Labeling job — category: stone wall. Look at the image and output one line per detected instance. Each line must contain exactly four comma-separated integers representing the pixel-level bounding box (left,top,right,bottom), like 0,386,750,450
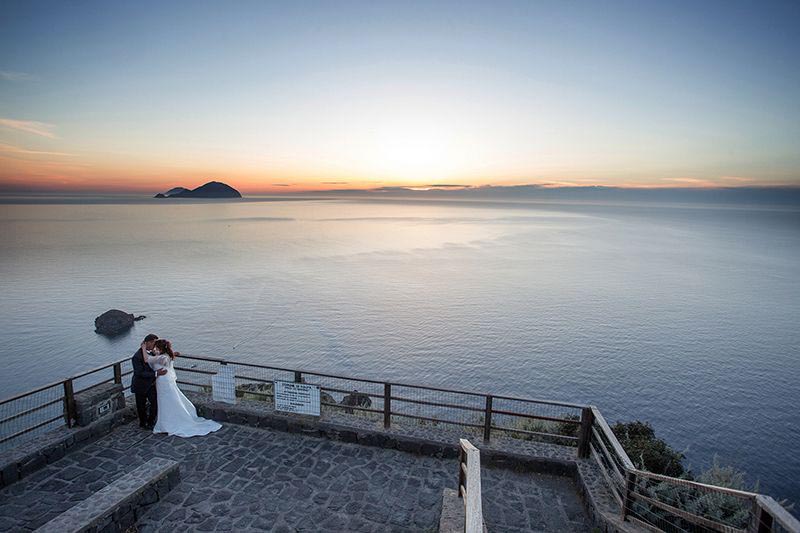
74,382,125,427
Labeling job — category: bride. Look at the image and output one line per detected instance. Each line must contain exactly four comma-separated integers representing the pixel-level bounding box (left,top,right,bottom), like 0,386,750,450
143,339,221,437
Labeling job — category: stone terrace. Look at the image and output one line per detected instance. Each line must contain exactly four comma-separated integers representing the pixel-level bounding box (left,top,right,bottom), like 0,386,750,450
0,419,592,532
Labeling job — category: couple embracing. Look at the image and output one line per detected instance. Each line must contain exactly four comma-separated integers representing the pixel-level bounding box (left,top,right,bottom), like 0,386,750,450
131,334,221,437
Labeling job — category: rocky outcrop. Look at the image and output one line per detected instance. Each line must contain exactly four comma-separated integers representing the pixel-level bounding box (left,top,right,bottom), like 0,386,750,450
94,310,136,336
341,391,372,414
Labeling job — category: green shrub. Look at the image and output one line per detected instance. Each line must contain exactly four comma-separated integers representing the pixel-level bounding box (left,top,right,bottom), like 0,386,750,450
611,420,684,477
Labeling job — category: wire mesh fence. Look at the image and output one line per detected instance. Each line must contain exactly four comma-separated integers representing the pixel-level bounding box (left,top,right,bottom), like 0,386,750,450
628,471,756,533
0,382,65,452
491,395,583,446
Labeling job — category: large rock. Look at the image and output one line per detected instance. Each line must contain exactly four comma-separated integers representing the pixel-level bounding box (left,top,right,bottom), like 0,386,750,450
94,309,135,336
340,390,372,414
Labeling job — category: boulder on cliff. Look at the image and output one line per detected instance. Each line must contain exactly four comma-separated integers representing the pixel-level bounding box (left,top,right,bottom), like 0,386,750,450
341,390,372,413
94,309,136,336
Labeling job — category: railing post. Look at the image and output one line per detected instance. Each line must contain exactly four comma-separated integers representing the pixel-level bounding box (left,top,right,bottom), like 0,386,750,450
63,379,75,428
483,395,492,444
457,442,466,498
294,371,302,383
577,406,594,458
621,470,637,521
755,502,774,533
383,383,391,429
113,362,122,384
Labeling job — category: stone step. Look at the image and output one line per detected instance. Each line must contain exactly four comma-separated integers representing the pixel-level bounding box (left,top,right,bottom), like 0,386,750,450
34,457,179,533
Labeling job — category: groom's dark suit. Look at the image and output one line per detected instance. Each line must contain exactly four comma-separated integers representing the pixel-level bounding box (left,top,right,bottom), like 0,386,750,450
131,348,157,427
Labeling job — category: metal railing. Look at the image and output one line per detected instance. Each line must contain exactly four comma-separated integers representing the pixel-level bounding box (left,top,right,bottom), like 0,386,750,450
0,358,133,451
172,354,590,449
0,353,797,533
458,439,485,533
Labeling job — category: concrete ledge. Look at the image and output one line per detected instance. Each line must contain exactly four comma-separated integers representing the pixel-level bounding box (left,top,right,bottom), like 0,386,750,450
34,456,179,533
0,406,136,488
438,487,465,533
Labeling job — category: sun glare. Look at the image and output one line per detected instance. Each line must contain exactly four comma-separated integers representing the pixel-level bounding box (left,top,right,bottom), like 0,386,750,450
364,117,457,183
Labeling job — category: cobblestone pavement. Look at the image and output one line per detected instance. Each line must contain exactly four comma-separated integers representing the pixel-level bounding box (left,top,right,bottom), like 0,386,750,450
0,421,591,532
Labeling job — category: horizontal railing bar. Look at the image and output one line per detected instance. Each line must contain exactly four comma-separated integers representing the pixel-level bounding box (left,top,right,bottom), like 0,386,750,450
390,411,484,429
631,490,748,533
390,382,488,398
177,354,226,363
0,415,64,445
0,357,128,406
184,356,387,384
0,397,63,426
233,374,272,385
590,427,627,484
176,380,210,388
0,380,66,406
316,386,384,399
634,469,756,499
71,358,128,380
590,445,624,505
321,401,383,415
491,393,587,409
237,389,273,398
756,495,800,531
491,409,581,425
174,366,217,375
389,395,485,413
591,407,635,470
627,515,671,533
74,378,115,396
491,424,579,441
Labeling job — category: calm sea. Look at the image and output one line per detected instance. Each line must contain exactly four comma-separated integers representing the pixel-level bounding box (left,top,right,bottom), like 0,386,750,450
0,197,798,501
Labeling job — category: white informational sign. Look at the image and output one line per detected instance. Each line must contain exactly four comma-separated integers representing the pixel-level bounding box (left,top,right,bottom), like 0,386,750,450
212,364,237,404
97,399,111,416
274,381,321,416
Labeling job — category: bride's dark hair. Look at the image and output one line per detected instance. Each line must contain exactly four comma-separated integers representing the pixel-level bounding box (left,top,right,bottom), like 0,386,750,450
154,339,175,359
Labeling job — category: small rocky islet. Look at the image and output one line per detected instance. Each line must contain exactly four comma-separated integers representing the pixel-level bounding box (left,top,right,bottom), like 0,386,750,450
154,181,241,199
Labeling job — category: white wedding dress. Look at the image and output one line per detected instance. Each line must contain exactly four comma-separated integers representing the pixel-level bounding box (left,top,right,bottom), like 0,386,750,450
148,354,221,437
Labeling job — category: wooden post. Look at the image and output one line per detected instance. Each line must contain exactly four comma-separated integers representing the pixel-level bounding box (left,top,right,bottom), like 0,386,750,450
294,371,302,383
383,383,391,429
483,395,493,444
113,362,122,384
577,406,594,458
621,470,637,521
63,379,75,428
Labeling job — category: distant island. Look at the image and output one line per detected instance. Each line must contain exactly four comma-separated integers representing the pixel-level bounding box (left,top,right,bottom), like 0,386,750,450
154,181,242,199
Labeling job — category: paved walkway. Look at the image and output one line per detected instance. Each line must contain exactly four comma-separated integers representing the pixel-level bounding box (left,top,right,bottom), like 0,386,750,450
0,421,591,532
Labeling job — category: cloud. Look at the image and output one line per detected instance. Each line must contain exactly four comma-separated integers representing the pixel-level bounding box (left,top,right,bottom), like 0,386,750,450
0,118,57,138
322,181,349,185
271,183,292,186
0,143,73,157
426,184,470,188
0,70,34,81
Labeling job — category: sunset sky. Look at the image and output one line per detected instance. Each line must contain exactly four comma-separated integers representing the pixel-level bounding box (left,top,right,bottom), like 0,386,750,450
1,1,799,194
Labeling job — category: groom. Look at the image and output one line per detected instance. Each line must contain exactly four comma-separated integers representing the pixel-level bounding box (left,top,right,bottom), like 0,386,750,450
131,333,167,429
